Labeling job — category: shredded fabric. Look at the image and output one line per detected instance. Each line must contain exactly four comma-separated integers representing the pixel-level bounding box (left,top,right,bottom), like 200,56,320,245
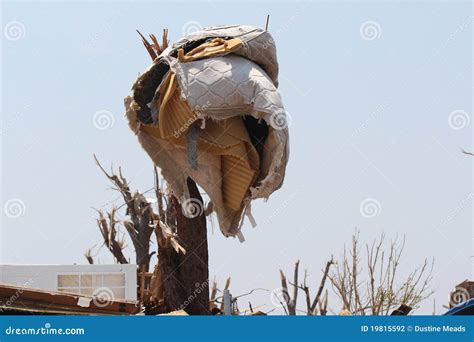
245,203,257,228
186,123,200,170
126,25,289,237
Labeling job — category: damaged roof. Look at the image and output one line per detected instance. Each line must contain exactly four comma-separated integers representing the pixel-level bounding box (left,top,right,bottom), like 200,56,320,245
0,284,139,315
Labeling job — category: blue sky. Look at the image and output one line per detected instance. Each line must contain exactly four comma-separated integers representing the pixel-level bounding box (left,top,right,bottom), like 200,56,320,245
1,0,472,314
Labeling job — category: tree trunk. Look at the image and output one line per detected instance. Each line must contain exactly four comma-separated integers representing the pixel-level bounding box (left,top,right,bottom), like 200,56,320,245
158,178,210,315
134,205,154,272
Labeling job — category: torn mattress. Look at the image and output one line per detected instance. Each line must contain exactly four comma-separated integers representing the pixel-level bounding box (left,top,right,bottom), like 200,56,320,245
124,25,289,237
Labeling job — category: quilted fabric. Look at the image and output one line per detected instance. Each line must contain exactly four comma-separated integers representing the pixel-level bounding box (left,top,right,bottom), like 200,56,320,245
171,25,279,85
172,55,285,120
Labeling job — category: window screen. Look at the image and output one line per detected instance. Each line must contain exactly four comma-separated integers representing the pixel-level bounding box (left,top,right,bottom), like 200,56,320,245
57,273,126,299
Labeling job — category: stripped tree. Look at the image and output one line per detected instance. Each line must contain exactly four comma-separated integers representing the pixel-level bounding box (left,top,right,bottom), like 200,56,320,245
278,258,334,315
89,155,156,272
87,154,209,314
328,231,434,315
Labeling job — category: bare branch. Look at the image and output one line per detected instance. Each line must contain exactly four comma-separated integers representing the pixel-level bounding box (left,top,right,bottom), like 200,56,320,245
329,232,434,315
95,208,128,264
84,246,96,265
310,256,334,314
279,269,293,315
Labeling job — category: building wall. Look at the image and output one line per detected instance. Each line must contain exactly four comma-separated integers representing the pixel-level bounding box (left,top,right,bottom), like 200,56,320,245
0,264,137,301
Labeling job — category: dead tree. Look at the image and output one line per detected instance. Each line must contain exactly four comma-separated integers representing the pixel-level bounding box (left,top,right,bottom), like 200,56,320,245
95,208,128,265
92,155,155,271
329,231,434,315
88,156,210,314
279,260,299,315
278,258,334,315
299,258,334,315
87,29,213,314
134,31,210,315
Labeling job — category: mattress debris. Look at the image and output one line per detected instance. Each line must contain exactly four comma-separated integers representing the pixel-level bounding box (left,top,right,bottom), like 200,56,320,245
125,25,290,237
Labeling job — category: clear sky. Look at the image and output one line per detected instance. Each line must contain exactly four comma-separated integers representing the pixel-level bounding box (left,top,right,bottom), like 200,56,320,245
1,0,472,314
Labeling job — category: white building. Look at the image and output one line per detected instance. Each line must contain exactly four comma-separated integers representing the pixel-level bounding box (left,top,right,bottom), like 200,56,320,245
0,264,137,301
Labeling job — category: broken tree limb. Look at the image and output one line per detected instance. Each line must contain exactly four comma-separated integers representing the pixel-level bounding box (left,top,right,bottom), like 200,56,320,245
95,208,128,264
285,258,334,315
279,260,299,315
93,154,155,271
310,257,334,314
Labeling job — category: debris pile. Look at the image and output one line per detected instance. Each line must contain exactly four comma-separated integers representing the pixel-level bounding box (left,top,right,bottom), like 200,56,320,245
125,25,289,238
